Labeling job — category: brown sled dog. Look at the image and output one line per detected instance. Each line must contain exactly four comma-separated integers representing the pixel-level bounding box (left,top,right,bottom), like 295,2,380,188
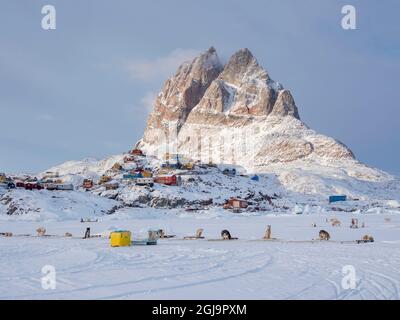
319,230,330,241
183,228,204,240
362,235,374,242
36,227,46,237
330,219,341,227
356,235,375,244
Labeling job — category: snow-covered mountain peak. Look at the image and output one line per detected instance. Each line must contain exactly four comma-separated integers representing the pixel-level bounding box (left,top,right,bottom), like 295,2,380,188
141,47,350,167
219,48,269,84
196,46,223,70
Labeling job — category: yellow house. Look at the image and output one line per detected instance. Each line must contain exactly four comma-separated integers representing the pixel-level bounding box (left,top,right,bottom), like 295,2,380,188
110,231,132,247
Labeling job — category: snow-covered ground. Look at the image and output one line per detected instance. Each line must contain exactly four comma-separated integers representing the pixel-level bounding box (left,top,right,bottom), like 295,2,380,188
1,209,399,300
1,150,399,300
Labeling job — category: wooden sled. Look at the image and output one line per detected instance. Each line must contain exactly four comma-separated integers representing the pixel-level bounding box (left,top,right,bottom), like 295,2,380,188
0,232,13,237
132,230,158,246
183,236,205,240
159,235,176,239
131,239,157,246
248,238,279,242
356,239,374,244
247,226,279,242
156,229,176,239
183,228,205,240
12,234,75,239
282,240,337,244
7,232,99,240
207,238,239,242
80,218,98,223
250,239,373,245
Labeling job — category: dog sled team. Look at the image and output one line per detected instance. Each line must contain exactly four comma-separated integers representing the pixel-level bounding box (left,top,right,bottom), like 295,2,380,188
0,217,379,245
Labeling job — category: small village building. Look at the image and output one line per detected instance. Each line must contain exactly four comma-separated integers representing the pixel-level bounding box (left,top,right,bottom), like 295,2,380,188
224,198,248,210
154,175,181,186
99,175,111,184
123,156,135,163
223,168,237,176
55,184,74,191
105,182,119,190
0,173,7,182
130,149,143,156
83,179,94,189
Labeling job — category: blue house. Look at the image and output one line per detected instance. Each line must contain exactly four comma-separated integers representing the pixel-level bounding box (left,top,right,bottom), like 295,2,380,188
329,195,347,203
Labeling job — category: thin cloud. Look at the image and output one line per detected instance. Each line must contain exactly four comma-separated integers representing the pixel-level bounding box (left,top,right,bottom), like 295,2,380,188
123,91,158,118
36,114,55,121
125,48,199,81
140,91,158,113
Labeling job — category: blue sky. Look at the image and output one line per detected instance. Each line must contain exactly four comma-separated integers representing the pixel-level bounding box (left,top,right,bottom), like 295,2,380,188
0,0,399,175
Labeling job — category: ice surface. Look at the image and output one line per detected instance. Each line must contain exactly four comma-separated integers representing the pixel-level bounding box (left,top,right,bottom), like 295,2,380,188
0,210,399,300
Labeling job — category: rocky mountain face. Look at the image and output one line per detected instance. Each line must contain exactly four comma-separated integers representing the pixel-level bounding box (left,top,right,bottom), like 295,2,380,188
140,47,354,172
188,48,299,120
142,47,223,145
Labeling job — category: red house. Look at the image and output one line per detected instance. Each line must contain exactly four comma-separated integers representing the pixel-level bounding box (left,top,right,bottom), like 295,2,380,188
124,156,135,163
130,149,143,156
154,175,181,186
16,181,25,188
25,183,43,190
83,179,93,189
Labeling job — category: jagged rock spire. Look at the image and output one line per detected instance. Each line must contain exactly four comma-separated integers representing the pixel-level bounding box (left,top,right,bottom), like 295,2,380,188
142,48,223,145
140,47,354,168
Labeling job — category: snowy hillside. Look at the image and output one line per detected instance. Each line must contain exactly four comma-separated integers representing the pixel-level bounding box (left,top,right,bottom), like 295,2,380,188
0,188,119,221
2,153,399,223
43,155,126,180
